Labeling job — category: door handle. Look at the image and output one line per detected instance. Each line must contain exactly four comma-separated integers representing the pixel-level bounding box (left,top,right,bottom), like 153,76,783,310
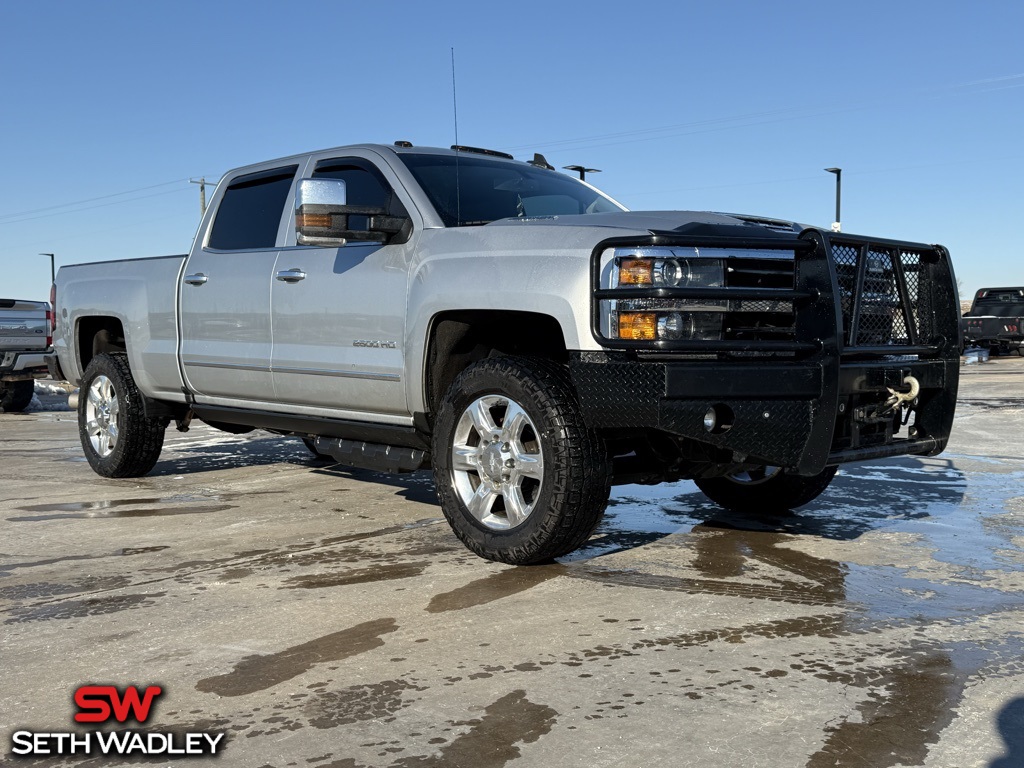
276,268,307,283
184,273,208,286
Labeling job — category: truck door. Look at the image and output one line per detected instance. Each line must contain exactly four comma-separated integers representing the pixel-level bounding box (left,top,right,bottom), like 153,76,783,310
270,155,410,416
179,165,297,401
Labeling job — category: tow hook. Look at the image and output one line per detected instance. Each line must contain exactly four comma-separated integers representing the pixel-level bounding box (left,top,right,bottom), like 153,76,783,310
853,375,921,424
879,375,920,416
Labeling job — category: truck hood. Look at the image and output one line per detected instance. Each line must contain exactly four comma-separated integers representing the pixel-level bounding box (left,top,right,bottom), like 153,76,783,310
485,210,808,239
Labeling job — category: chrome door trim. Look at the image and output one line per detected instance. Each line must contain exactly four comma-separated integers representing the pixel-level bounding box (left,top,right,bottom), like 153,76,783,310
183,360,399,381
274,365,400,381
183,361,270,373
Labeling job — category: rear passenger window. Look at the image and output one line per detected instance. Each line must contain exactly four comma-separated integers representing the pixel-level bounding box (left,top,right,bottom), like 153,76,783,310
207,165,298,250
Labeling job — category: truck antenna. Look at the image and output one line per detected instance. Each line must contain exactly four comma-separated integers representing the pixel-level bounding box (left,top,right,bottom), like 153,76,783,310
451,47,461,226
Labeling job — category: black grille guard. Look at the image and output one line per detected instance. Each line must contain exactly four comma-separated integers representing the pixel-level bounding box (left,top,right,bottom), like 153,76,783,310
587,227,962,474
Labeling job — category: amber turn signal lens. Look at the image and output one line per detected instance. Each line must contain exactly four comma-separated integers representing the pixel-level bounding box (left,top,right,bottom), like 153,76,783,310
618,259,653,285
618,312,657,340
296,213,333,228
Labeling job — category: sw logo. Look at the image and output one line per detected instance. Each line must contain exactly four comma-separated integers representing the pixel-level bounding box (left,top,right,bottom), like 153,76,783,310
74,684,163,723
10,684,225,758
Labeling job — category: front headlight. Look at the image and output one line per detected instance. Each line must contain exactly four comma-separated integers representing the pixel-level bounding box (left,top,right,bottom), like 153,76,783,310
606,247,725,341
617,254,724,289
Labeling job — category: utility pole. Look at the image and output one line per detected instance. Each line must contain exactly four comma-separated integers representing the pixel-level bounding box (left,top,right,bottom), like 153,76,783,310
824,167,842,232
189,177,208,218
563,165,601,181
39,253,55,285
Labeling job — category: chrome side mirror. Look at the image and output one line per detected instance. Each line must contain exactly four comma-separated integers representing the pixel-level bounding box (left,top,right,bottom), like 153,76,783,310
295,178,410,247
295,178,350,247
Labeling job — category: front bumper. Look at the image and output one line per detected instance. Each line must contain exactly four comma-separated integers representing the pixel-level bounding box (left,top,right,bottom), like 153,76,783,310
573,227,961,475
570,353,955,475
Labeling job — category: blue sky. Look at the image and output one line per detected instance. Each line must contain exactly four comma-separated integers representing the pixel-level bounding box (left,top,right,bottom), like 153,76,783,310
1,1,1021,301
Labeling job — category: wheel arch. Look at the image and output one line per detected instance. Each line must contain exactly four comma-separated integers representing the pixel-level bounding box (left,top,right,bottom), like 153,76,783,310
76,315,128,374
422,309,569,421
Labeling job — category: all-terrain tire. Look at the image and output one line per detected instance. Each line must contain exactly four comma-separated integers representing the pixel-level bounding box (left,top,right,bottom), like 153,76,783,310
78,353,168,477
432,356,611,565
0,380,35,413
695,466,838,513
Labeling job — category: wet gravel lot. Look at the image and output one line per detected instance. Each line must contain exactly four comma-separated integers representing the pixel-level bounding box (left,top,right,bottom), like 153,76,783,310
2,359,1023,767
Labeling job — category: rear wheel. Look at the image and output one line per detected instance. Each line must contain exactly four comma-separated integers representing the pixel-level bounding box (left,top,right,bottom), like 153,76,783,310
432,356,611,564
78,353,168,477
695,465,838,513
0,380,34,412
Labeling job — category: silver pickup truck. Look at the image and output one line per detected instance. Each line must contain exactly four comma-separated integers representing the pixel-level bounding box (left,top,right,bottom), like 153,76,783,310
51,142,961,563
1,298,51,412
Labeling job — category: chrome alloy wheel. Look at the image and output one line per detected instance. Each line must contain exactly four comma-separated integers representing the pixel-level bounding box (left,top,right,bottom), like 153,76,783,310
450,394,544,530
727,466,782,485
85,374,120,457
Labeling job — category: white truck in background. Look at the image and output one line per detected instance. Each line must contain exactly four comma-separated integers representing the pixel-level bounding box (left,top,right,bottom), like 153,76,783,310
0,298,51,412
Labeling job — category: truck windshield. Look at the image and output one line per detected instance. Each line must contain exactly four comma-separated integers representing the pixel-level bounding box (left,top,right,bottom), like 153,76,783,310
398,153,626,227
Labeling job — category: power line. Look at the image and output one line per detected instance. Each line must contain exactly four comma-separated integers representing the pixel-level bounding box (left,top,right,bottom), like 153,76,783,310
0,179,190,222
0,186,193,226
501,72,1024,155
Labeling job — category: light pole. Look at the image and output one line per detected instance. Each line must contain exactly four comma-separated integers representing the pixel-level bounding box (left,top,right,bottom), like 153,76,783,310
39,253,55,285
824,168,841,232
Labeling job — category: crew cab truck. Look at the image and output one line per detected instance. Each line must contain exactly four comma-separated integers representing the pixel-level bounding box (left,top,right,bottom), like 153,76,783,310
1,298,51,412
961,287,1024,356
50,143,961,564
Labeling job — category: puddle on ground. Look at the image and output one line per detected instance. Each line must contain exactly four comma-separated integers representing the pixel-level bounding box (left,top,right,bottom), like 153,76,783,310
3,592,165,624
0,576,131,601
304,679,427,729
9,491,294,520
426,564,565,613
119,545,171,556
195,618,398,697
8,504,235,521
388,690,557,768
283,563,427,590
556,454,1024,621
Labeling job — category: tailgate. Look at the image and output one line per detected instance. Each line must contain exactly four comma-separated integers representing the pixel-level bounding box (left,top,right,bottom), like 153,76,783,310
0,299,49,351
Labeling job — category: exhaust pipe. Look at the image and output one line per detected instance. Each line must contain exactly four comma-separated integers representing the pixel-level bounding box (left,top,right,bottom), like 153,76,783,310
68,393,79,409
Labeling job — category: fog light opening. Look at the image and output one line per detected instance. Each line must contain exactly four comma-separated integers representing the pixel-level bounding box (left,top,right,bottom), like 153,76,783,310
703,404,734,435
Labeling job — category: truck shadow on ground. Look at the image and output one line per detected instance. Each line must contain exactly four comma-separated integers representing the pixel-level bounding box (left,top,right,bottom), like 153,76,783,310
990,697,1024,768
311,464,438,505
147,437,333,476
575,456,968,560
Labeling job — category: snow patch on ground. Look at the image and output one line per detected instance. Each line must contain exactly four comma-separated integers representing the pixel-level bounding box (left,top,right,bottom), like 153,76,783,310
28,380,75,412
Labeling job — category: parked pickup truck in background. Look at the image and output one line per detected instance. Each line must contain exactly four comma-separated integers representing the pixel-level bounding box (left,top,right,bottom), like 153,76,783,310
49,142,961,564
0,298,51,412
961,286,1024,356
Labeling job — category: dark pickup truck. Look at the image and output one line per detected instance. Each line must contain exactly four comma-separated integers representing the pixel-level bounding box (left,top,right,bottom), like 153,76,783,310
961,287,1024,356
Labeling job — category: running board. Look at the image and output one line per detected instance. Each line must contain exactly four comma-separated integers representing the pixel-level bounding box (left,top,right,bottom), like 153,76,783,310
314,436,428,474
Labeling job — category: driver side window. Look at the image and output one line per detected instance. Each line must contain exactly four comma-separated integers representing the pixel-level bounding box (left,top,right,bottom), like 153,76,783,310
312,158,404,215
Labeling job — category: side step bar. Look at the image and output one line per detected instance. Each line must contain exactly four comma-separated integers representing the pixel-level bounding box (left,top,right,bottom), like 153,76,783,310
313,437,428,474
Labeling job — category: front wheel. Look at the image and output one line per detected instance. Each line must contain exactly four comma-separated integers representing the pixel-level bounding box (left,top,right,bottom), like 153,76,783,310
695,465,838,513
432,356,611,565
78,353,168,477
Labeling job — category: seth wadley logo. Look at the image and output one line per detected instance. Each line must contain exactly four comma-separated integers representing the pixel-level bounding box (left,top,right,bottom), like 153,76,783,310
10,685,225,758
